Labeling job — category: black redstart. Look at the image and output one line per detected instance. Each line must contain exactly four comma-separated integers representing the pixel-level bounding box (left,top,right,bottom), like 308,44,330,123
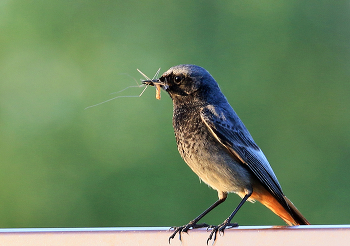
142,64,310,243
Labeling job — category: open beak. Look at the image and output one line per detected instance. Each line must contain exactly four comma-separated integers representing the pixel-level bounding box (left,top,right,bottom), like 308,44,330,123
142,79,167,100
142,79,161,86
142,79,168,91
137,68,167,100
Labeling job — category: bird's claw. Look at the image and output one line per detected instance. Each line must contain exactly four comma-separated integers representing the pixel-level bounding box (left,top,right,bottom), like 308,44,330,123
169,222,209,243
206,221,238,244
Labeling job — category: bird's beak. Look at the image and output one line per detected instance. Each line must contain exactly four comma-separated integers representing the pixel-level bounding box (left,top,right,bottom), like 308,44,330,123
142,79,168,100
142,79,160,86
142,79,168,90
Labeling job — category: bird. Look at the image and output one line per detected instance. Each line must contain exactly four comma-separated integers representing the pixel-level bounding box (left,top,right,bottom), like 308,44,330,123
142,64,310,243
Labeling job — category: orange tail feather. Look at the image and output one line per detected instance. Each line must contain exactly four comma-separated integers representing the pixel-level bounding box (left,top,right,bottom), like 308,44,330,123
251,188,310,225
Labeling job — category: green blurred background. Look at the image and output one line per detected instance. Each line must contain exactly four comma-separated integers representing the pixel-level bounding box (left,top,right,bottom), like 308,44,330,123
0,0,349,228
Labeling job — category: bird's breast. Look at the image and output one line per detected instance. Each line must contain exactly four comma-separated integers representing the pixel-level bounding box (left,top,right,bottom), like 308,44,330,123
173,107,253,194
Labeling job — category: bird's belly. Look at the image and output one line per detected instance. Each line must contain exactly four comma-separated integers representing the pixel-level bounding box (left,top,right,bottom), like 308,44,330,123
181,142,253,194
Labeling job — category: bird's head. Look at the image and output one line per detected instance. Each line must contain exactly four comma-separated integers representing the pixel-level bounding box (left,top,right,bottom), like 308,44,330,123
143,64,226,106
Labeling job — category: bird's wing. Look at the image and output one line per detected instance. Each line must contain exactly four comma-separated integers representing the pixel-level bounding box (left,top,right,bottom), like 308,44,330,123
200,105,287,207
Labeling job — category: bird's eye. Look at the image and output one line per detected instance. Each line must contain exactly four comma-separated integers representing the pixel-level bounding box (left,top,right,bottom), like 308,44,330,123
174,76,182,84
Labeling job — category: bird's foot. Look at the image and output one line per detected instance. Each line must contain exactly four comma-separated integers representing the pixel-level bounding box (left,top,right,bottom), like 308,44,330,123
169,221,209,243
206,220,238,244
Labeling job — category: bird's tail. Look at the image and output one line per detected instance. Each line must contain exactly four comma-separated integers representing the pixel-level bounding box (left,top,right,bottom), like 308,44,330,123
283,196,310,225
251,190,310,226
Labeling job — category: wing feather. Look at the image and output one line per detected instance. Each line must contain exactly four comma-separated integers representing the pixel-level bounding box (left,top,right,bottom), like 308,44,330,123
200,105,288,208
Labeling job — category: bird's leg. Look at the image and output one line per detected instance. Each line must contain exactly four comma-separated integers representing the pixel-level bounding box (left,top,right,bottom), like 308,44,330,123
169,196,227,243
207,192,252,244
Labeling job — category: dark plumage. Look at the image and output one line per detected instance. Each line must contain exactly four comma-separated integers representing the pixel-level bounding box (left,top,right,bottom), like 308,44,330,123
143,64,309,243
